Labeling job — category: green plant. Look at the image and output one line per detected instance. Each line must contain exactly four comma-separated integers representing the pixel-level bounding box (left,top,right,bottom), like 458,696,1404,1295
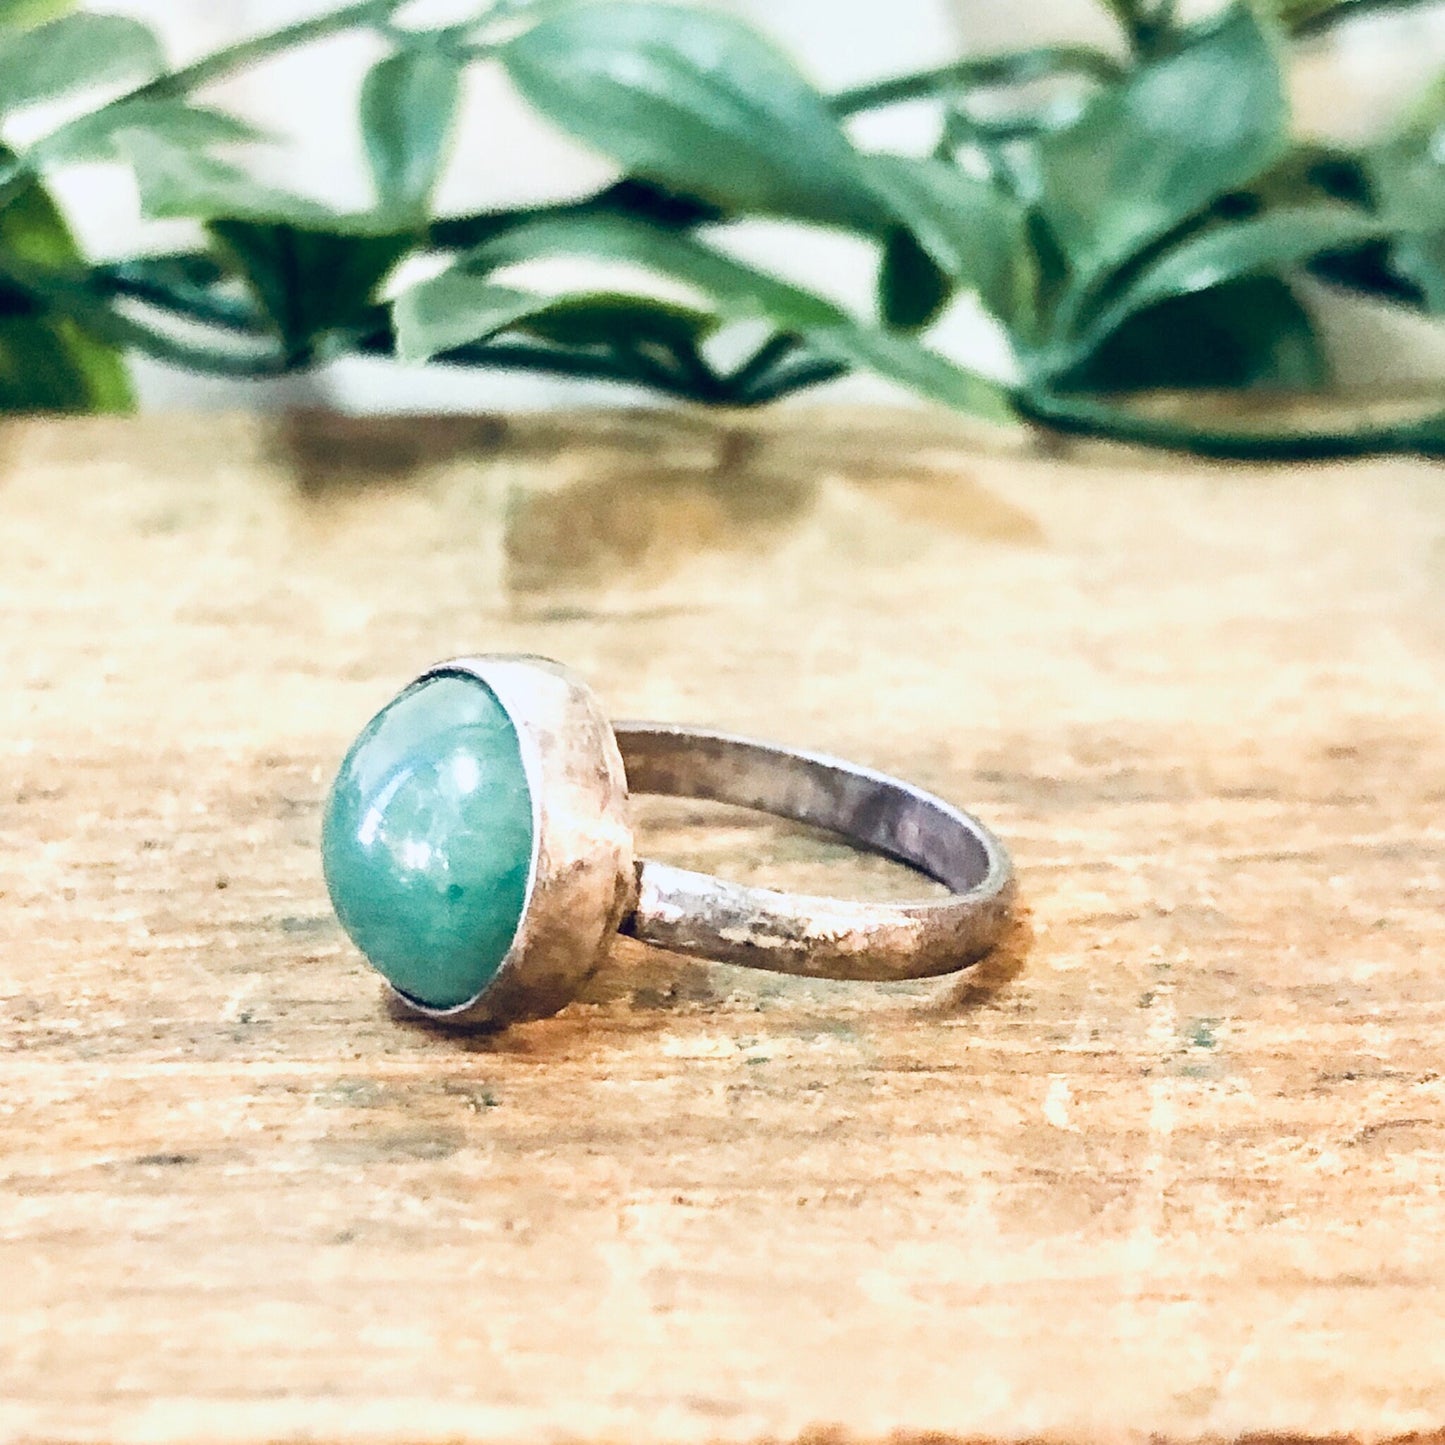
1,0,1442,457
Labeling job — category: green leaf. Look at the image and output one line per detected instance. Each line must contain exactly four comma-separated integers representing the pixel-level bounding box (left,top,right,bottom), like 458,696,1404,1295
30,98,261,170
1246,142,1371,211
456,214,1014,420
395,273,716,361
502,1,884,231
120,133,339,227
517,293,716,351
395,276,582,360
879,230,952,332
0,169,72,268
361,46,463,219
117,120,417,359
0,177,132,410
211,222,410,359
1037,3,1288,280
427,178,724,253
1081,205,1390,351
1363,80,1445,312
1370,141,1445,234
865,155,1036,335
1056,276,1327,393
0,13,162,116
0,0,74,34
120,128,411,239
1394,233,1445,314
0,316,105,411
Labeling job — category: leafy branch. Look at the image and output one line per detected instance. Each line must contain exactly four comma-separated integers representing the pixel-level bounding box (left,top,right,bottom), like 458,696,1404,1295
0,0,1440,457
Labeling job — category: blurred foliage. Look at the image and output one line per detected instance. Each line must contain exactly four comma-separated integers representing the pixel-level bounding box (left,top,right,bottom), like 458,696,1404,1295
0,0,1442,455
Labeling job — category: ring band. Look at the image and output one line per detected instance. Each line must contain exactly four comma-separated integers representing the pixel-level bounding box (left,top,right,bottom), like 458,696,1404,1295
321,655,1015,1028
616,724,1013,981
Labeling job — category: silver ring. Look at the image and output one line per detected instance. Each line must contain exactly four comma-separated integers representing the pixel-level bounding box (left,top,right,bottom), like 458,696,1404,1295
321,654,1016,1028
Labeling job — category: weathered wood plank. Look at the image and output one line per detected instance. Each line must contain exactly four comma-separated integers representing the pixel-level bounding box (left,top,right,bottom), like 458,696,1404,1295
1,411,1443,1443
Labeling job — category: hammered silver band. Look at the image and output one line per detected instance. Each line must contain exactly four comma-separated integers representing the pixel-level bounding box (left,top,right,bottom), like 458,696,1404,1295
617,724,1015,981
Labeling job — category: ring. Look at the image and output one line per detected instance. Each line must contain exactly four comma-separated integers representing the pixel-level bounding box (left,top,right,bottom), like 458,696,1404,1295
321,655,1016,1027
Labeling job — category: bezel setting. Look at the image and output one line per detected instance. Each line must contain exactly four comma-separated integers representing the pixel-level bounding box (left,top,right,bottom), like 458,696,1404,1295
383,655,636,1027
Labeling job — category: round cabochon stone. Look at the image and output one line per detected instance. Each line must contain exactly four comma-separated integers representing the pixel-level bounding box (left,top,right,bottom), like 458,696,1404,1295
322,673,535,1010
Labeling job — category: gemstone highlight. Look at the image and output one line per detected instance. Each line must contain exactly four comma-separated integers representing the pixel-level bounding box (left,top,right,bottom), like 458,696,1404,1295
321,673,534,1010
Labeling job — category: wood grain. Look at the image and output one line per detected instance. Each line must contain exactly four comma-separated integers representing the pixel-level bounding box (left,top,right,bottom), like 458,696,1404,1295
2,409,1444,1444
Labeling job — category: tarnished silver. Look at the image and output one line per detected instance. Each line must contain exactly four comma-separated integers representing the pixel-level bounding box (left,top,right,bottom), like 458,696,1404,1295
383,655,1014,1028
618,724,1014,981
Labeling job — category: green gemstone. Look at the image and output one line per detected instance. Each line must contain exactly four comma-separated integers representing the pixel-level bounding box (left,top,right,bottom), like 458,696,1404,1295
321,674,535,1010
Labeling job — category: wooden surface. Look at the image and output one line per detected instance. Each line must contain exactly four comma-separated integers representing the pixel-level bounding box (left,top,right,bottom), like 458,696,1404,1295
3,409,1445,1445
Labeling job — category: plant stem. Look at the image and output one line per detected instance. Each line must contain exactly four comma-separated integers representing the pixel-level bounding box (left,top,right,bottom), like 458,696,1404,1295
442,339,710,399
735,356,850,406
428,181,720,253
726,334,801,398
1095,0,1178,56
125,0,405,103
830,46,1124,118
1288,0,1444,37
460,0,594,54
101,313,292,378
352,326,715,400
1,256,289,378
1096,0,1145,51
0,5,405,212
648,339,727,402
617,339,717,399
95,266,265,336
0,4,404,209
1020,388,1445,460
